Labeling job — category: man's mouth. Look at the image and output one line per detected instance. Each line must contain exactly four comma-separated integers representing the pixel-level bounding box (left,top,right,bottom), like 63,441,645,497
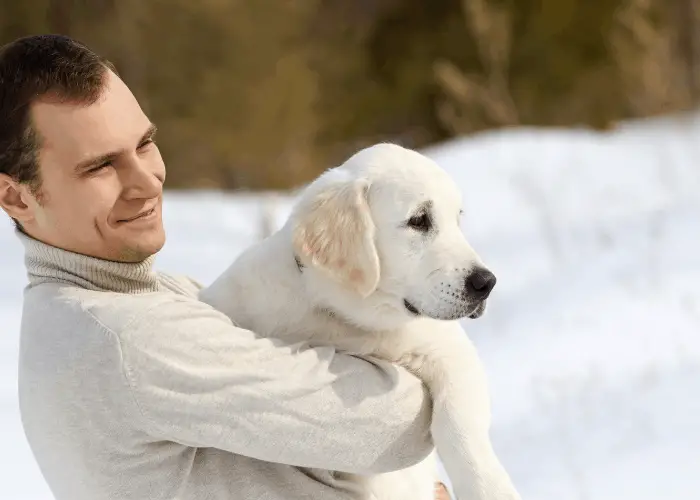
118,208,155,223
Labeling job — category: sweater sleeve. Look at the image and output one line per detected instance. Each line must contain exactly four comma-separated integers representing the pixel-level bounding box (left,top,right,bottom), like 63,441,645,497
117,296,434,475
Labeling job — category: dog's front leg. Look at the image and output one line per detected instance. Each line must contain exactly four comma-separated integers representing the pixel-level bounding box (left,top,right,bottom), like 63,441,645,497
395,322,521,500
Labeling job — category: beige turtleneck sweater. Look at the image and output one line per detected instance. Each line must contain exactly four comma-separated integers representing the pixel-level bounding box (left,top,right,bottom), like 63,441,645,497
15,229,433,500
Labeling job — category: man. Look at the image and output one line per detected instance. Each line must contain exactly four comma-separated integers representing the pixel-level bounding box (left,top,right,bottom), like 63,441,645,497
0,34,450,499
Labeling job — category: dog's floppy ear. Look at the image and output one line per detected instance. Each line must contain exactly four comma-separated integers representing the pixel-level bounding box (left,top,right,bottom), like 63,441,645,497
292,177,380,298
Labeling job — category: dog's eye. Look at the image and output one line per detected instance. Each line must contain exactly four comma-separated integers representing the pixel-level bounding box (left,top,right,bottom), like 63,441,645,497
407,212,431,232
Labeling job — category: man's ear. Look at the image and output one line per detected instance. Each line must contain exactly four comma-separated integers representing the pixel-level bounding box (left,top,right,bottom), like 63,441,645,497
291,177,380,298
0,174,34,224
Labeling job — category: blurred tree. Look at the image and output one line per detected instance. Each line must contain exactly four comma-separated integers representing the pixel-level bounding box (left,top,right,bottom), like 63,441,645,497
47,0,73,34
609,0,688,116
1,0,322,190
434,0,519,135
674,0,700,105
0,0,697,189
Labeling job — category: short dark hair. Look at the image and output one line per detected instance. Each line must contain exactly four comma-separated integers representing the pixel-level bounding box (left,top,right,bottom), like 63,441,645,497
0,34,116,229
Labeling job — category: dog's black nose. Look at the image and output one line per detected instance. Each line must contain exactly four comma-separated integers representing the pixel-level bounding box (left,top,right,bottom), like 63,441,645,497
465,268,497,300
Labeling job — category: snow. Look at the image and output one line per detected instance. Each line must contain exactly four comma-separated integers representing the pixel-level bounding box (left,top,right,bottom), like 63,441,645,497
2,113,700,499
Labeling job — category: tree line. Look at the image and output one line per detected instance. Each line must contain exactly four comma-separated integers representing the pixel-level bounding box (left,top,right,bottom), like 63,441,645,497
2,0,698,190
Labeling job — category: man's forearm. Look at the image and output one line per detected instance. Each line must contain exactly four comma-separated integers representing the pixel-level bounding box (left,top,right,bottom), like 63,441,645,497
120,298,434,474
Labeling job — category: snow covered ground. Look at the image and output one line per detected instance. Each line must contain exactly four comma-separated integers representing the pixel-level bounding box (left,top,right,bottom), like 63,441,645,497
2,113,700,499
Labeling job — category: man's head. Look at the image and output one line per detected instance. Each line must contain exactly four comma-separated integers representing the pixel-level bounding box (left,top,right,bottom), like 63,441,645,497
0,34,166,263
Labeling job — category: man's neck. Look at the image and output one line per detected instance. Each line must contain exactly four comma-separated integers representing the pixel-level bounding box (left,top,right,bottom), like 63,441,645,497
16,228,161,294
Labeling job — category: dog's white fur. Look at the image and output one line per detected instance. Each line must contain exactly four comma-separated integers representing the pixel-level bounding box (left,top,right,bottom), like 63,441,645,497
201,143,521,500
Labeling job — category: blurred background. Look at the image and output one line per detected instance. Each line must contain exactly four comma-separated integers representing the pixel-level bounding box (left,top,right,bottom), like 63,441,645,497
3,0,700,189
2,1,700,499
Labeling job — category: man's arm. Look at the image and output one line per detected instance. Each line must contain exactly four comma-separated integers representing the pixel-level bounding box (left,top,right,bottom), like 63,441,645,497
118,297,434,475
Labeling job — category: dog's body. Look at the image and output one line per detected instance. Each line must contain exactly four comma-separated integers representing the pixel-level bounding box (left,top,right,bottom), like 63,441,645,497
200,144,521,500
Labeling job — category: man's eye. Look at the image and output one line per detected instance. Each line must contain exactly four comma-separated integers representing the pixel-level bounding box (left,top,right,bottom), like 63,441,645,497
407,212,431,232
88,162,111,173
138,139,154,149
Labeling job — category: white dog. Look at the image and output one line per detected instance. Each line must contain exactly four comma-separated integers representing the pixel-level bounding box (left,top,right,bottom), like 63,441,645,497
200,143,521,500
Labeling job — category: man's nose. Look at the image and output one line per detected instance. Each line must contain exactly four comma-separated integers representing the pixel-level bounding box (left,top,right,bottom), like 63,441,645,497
121,158,164,199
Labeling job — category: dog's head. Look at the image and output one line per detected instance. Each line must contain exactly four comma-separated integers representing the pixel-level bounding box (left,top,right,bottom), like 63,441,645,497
291,143,495,324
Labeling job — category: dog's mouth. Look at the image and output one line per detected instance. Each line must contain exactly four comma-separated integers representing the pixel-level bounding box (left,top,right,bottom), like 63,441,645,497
403,298,486,319
467,301,486,319
403,299,420,316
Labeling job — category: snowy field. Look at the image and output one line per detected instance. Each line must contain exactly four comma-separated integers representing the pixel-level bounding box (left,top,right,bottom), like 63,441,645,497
2,113,700,499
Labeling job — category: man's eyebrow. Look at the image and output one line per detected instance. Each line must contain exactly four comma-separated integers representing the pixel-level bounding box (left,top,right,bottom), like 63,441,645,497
74,123,158,172
74,151,118,173
141,123,158,143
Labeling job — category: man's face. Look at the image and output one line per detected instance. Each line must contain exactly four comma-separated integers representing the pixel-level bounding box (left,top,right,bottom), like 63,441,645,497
23,70,166,262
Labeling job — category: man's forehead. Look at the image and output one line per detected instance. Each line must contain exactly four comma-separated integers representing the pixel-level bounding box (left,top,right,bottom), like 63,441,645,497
31,84,149,160
32,99,106,148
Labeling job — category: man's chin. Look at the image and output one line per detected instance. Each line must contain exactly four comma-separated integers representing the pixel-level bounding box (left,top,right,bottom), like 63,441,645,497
116,248,157,263
118,234,165,263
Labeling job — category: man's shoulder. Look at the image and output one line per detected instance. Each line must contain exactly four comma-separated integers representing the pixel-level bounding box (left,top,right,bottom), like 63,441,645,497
156,271,204,298
22,281,215,341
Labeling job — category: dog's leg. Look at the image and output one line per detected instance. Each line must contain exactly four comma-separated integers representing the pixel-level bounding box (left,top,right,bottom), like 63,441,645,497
394,323,521,500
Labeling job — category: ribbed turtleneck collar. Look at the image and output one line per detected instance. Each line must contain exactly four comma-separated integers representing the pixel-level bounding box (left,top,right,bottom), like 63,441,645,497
16,229,161,294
